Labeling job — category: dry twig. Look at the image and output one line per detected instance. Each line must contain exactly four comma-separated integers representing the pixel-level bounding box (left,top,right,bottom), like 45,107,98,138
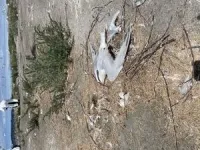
182,24,194,64
125,17,174,79
160,69,179,150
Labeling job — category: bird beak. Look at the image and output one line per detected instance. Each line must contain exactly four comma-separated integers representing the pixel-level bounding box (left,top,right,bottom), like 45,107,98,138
98,70,106,84
95,70,106,84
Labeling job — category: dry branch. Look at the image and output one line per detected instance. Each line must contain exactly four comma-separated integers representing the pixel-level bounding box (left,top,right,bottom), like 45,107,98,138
160,69,179,150
125,17,174,79
182,24,194,64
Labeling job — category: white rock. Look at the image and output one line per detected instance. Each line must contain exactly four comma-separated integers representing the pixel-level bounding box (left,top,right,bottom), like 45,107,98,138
40,109,43,115
105,142,113,149
133,0,146,7
118,92,130,108
179,76,192,95
119,92,125,99
66,114,71,121
28,112,31,119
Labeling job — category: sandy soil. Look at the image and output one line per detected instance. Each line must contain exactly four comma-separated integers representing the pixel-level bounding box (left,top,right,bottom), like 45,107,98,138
15,0,200,149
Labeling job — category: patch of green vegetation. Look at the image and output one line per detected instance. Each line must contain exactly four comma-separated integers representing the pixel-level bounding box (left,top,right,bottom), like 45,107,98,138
25,14,73,119
27,112,39,134
7,0,19,98
22,99,39,118
22,76,35,96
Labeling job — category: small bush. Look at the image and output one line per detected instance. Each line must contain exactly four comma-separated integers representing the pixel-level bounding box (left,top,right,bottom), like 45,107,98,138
26,14,73,118
27,112,39,134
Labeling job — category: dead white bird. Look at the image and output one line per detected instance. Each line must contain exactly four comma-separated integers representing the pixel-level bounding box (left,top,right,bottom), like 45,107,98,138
91,25,132,84
0,99,19,112
107,10,121,42
118,92,130,108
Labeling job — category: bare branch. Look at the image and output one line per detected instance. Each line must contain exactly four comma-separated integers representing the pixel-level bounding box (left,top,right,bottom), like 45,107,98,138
182,24,195,64
159,69,179,150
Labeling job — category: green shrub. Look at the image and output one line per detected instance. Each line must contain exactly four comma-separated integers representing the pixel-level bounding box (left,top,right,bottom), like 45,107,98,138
26,14,73,118
27,112,39,134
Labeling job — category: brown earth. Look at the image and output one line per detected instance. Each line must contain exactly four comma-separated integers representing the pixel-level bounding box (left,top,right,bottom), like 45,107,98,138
15,0,200,149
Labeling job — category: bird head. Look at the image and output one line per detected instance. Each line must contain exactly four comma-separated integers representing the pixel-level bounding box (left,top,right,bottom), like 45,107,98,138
99,29,108,51
95,69,106,84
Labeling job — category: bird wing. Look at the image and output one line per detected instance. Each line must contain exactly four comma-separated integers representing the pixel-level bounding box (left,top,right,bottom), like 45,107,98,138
114,25,132,69
104,25,132,81
110,10,120,29
107,11,121,42
102,52,122,81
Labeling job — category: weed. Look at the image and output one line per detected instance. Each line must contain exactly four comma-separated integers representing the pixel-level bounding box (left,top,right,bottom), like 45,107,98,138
27,112,39,134
26,14,73,118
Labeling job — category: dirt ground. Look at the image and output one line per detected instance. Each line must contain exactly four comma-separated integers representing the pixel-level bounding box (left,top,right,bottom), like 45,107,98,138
15,0,200,149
